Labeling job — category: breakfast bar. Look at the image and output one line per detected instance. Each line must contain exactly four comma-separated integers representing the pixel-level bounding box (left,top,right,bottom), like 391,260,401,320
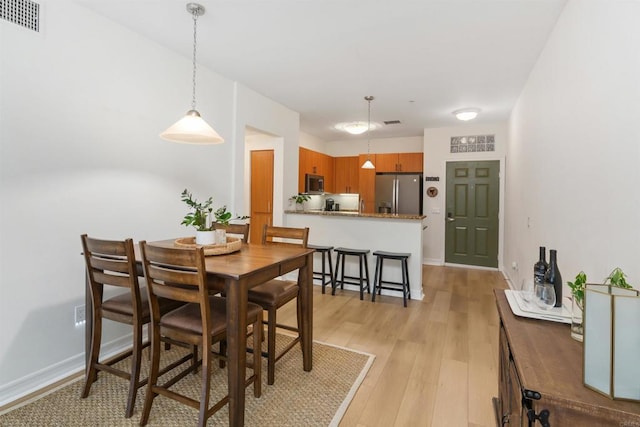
284,210,426,301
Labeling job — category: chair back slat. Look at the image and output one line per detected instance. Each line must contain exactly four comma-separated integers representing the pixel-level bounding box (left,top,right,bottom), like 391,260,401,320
213,222,250,243
141,242,208,306
262,225,309,248
89,256,132,275
81,234,141,300
92,271,132,288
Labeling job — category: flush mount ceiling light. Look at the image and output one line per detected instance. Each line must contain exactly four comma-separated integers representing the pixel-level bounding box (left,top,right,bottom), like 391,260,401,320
361,96,375,169
335,121,380,135
453,108,481,121
160,3,223,144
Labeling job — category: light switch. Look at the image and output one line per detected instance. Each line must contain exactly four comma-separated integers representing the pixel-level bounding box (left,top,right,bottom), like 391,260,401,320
431,208,441,214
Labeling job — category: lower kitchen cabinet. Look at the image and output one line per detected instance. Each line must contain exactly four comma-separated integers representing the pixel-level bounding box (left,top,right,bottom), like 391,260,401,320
494,290,640,426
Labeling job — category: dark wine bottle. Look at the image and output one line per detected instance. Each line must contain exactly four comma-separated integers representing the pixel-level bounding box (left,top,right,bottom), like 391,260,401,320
544,249,562,307
533,246,548,285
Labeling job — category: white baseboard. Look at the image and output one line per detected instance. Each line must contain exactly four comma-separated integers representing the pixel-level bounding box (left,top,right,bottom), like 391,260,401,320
0,334,133,407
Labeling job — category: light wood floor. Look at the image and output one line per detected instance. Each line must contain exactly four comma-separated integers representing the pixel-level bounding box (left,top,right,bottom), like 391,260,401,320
2,265,507,426
279,265,508,427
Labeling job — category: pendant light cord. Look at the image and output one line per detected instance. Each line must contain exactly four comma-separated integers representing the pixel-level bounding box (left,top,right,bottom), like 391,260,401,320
367,98,371,157
191,10,198,111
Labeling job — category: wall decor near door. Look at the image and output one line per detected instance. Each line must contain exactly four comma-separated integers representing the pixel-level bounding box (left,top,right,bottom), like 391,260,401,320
445,160,499,268
450,134,495,153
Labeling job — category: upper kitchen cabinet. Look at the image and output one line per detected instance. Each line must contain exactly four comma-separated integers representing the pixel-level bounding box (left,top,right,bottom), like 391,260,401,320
298,147,335,193
334,156,359,194
375,152,424,173
358,154,376,213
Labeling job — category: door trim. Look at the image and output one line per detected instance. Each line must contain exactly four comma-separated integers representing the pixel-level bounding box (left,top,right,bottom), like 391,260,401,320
442,156,505,270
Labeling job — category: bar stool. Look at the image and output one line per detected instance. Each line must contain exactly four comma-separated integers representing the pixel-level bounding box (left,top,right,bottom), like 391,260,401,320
333,247,371,300
307,244,334,294
371,251,411,307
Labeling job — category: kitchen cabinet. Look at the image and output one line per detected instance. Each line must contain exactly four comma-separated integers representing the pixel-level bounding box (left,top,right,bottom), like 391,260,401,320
334,156,359,193
375,152,423,173
494,290,640,426
298,147,335,193
358,154,376,213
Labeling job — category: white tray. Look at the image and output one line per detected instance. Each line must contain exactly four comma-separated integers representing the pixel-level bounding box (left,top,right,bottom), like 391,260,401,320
504,289,571,324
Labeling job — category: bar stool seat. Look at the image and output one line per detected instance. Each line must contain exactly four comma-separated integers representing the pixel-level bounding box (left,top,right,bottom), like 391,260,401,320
307,244,335,294
333,247,371,300
371,250,411,307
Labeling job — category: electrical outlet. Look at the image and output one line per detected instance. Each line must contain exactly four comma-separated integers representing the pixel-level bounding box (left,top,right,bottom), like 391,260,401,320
75,304,86,326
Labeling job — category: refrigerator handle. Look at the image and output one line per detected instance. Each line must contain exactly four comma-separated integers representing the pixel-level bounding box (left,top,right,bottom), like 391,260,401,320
393,178,399,214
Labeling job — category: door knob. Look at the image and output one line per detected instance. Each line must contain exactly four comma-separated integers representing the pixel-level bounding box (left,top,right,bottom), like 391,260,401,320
447,213,455,222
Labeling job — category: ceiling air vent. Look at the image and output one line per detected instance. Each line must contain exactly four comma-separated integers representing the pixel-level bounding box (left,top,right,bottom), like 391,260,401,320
1,0,40,32
384,120,401,125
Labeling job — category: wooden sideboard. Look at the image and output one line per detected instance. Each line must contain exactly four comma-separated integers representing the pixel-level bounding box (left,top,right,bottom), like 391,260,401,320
494,290,640,426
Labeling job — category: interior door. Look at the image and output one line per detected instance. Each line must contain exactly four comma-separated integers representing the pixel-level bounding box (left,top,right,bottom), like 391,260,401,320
250,150,274,244
445,161,499,267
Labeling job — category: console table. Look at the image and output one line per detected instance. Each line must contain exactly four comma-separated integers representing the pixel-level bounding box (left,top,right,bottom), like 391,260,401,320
493,290,640,426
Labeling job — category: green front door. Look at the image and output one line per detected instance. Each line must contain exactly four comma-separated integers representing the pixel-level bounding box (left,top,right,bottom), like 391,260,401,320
445,161,499,268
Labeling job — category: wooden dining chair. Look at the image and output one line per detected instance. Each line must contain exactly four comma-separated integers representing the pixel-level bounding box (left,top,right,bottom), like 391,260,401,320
139,241,262,427
80,234,187,418
248,224,309,385
213,222,250,243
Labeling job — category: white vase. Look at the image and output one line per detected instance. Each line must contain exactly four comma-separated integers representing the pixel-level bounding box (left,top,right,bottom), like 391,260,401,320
195,230,215,245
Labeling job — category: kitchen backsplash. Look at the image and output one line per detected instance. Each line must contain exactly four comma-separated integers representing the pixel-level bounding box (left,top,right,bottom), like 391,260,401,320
302,194,360,211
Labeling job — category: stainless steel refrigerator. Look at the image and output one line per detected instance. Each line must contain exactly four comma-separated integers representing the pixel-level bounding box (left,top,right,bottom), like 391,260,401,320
375,173,423,215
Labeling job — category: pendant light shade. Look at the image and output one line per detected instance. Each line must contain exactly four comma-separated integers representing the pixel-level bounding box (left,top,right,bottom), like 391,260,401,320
160,3,224,145
361,95,375,169
161,110,223,144
361,159,375,169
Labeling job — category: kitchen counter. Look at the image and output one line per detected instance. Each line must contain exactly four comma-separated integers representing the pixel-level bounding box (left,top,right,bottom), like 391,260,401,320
285,210,425,301
285,209,426,220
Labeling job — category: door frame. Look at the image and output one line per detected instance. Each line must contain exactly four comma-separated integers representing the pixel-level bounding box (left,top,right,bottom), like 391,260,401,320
442,156,505,271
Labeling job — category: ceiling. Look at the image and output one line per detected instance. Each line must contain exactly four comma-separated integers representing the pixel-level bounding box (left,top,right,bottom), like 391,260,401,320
78,0,567,141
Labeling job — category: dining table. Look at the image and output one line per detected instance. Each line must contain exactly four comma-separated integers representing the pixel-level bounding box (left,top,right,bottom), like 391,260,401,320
84,240,315,426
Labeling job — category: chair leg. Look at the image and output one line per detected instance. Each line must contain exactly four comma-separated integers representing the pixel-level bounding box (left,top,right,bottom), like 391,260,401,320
252,317,262,398
124,319,143,418
81,313,102,399
267,308,277,385
140,323,161,426
403,258,411,307
372,256,381,302
320,251,327,294
358,255,364,300
332,253,341,295
197,338,212,427
364,254,371,294
328,250,335,290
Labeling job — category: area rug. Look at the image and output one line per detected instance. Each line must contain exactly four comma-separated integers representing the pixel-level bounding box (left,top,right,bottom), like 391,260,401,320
0,334,374,426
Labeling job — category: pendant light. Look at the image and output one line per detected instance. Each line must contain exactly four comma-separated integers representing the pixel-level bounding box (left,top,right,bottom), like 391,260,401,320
361,96,375,169
160,3,223,144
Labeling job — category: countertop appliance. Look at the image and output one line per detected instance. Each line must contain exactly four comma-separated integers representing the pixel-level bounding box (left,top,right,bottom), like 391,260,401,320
375,173,423,215
325,198,335,211
305,173,324,194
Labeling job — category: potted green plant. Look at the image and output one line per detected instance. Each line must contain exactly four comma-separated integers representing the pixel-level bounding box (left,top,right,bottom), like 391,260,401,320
568,267,632,342
289,194,311,211
181,189,248,244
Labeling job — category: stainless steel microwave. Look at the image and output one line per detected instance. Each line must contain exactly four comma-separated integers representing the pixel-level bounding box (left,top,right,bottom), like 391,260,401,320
305,174,324,194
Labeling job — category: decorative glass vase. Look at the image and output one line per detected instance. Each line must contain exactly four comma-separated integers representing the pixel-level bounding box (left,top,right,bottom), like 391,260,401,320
571,296,584,342
295,203,304,211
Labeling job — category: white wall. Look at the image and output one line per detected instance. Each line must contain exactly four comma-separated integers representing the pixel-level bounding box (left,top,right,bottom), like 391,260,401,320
0,1,298,403
423,123,508,266
504,0,640,294
325,136,423,157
